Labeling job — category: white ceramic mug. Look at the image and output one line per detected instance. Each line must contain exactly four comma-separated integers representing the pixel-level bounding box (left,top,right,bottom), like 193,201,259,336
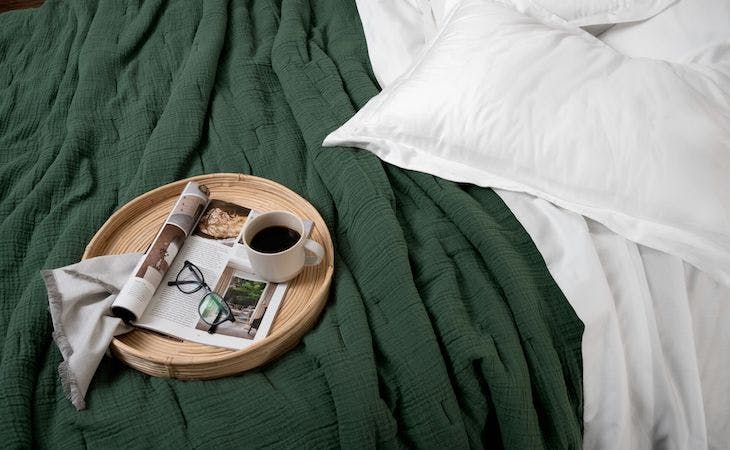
241,211,324,282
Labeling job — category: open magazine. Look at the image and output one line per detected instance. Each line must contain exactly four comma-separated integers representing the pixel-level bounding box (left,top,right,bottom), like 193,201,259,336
111,181,311,350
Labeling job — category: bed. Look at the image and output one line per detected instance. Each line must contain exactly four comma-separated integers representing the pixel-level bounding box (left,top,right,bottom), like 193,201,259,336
0,0,727,448
336,1,730,448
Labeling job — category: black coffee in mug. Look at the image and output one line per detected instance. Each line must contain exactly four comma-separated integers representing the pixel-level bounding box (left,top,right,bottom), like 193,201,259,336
249,226,301,253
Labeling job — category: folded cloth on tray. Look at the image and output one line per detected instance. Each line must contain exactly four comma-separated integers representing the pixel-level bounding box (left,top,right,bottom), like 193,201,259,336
42,254,140,411
0,0,583,448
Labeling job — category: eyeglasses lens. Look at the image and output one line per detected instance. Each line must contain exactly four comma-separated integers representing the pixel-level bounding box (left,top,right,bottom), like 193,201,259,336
198,292,230,325
178,263,205,293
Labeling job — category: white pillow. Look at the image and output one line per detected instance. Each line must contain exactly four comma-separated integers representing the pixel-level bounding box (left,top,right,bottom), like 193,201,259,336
354,0,670,89
510,0,677,26
354,0,438,88
324,0,730,283
600,0,730,64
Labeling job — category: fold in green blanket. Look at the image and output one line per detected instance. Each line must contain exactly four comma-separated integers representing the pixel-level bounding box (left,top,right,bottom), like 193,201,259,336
0,0,583,447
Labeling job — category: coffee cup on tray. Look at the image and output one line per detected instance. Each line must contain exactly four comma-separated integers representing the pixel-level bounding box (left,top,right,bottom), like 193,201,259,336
240,211,324,283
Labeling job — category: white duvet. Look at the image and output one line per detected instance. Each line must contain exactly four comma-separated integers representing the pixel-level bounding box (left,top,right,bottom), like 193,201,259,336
332,0,730,448
502,191,729,449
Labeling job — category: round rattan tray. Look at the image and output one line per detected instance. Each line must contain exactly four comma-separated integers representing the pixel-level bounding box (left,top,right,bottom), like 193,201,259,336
83,173,334,379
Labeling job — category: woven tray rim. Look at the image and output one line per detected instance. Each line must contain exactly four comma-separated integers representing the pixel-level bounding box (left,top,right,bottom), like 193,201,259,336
82,173,334,376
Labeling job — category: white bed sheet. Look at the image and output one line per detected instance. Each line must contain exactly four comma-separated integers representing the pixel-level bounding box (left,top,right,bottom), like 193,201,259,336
353,1,730,448
502,190,730,449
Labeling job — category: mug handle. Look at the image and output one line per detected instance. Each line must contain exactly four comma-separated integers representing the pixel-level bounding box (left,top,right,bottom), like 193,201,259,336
304,239,325,266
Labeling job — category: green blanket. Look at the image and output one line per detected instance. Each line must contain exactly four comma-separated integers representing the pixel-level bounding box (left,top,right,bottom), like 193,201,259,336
0,0,583,447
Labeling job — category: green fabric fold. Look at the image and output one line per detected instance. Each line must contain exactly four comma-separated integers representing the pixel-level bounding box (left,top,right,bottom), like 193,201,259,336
0,0,583,447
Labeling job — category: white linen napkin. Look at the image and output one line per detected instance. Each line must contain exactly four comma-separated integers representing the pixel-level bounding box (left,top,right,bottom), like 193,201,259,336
42,253,142,410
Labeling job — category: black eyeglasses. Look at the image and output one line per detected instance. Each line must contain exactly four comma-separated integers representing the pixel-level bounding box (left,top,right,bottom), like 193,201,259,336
167,260,235,334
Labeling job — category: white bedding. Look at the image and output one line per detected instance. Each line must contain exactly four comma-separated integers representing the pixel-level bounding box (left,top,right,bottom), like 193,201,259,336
503,190,730,449
348,0,730,448
329,0,730,283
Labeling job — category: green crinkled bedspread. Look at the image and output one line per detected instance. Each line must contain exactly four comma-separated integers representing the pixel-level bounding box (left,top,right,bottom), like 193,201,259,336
0,0,583,447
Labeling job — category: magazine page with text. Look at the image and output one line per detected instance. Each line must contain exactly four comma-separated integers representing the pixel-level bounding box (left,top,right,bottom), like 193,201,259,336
134,200,299,350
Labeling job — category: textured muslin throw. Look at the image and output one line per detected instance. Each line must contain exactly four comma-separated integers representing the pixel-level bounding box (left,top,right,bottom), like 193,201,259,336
2,0,583,447
42,254,142,410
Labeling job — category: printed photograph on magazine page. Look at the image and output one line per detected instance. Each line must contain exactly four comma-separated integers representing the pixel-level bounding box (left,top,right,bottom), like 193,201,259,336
194,199,251,246
196,267,276,339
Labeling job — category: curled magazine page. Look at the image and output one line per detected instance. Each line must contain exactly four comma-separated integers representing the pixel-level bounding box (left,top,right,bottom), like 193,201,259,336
110,182,210,322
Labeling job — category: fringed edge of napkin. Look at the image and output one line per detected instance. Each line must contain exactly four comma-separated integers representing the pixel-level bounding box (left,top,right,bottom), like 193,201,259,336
42,270,86,411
